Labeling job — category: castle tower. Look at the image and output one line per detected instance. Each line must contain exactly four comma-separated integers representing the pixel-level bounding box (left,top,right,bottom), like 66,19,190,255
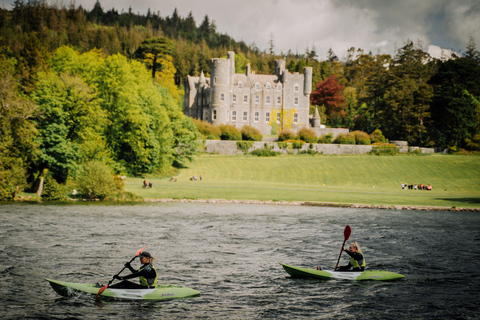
275,59,286,82
210,54,233,125
303,67,312,96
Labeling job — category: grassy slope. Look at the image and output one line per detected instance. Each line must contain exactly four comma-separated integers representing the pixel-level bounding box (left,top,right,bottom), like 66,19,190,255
126,154,480,208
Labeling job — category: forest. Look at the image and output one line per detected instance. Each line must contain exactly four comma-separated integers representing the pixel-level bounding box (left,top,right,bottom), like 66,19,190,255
0,0,479,200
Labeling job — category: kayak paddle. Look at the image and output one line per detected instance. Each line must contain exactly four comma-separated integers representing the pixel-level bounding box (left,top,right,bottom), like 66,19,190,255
95,246,148,299
334,225,351,271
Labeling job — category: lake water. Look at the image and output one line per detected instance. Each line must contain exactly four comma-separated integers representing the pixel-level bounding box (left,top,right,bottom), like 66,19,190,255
0,202,479,319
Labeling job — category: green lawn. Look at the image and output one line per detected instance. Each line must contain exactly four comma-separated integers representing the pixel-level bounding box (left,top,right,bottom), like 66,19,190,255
125,154,480,209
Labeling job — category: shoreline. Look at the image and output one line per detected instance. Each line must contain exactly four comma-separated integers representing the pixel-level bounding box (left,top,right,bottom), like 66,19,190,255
143,198,480,212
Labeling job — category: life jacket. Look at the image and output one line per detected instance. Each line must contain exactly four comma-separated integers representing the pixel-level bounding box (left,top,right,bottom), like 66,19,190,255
138,264,157,287
350,252,366,269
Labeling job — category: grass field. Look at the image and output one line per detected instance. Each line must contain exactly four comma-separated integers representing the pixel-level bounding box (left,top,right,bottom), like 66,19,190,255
125,154,480,209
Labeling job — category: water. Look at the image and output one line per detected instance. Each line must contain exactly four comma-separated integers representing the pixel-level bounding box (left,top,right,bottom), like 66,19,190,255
0,202,479,319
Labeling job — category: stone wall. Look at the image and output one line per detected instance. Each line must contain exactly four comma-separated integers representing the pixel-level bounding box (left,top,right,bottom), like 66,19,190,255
204,140,435,155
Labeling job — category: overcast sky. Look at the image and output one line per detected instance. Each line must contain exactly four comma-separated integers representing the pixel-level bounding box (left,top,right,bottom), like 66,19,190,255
2,0,479,60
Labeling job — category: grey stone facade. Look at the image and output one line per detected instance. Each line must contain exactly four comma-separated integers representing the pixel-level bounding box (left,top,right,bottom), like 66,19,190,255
184,51,314,135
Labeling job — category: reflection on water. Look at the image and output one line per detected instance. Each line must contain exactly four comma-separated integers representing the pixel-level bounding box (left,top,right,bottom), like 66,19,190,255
0,202,479,319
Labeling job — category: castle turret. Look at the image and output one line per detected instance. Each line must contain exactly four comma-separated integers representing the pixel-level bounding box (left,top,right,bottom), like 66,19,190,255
313,106,321,127
304,67,312,96
210,56,232,125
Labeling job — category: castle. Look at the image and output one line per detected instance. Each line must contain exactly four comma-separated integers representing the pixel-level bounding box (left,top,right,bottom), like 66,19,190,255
184,51,320,136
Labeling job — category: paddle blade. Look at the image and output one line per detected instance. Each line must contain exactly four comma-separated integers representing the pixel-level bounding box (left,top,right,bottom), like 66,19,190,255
95,285,108,300
135,246,148,257
344,225,351,241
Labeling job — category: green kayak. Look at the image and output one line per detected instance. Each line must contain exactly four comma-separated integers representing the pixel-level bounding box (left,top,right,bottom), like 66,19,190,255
45,278,201,301
280,263,405,281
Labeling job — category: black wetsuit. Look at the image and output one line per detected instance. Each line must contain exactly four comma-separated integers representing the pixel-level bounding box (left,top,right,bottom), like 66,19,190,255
109,263,157,289
337,250,365,271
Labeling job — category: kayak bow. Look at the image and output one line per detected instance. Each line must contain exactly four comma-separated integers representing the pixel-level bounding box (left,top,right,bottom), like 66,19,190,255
280,263,405,281
46,279,200,301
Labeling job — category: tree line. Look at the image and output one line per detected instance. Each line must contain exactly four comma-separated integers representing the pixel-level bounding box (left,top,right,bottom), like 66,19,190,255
1,1,479,199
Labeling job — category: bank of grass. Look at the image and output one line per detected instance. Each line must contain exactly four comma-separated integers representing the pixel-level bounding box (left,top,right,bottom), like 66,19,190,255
126,154,480,209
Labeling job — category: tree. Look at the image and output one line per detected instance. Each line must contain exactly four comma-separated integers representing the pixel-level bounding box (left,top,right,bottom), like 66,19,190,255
429,57,480,149
77,160,117,200
134,37,176,79
310,76,345,126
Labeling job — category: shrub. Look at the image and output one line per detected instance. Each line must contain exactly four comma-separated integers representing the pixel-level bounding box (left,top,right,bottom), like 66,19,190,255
292,140,306,149
278,129,296,141
318,133,333,144
297,127,317,143
42,171,68,200
250,148,279,156
352,130,371,145
236,141,254,154
369,143,399,155
241,125,262,141
334,133,356,144
219,124,242,140
297,149,320,155
277,141,288,149
192,119,221,139
77,161,117,200
370,129,386,143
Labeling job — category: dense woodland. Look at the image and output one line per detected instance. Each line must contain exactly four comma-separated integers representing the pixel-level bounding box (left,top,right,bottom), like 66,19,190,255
1,1,480,200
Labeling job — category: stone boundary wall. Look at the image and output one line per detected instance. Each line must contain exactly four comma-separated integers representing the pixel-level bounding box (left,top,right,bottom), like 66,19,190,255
204,140,435,155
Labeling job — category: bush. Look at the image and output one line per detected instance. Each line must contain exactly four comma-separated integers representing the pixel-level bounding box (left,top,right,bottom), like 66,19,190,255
241,125,262,141
77,161,118,200
278,129,296,141
219,124,242,140
334,133,356,144
370,129,386,143
250,148,279,157
297,149,321,155
277,141,288,149
369,143,399,155
292,140,306,149
297,127,317,143
42,171,68,200
236,141,254,154
352,130,371,145
192,119,221,139
318,133,333,144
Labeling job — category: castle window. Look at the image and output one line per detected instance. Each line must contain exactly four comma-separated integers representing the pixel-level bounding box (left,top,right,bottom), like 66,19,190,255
266,112,270,122
277,96,281,104
232,111,237,121
277,113,281,123
277,84,282,91
244,95,248,103
266,96,271,104
294,113,298,123
255,83,260,90
233,94,237,102
255,112,259,122
238,81,243,88
294,85,299,92
266,82,271,90
294,97,299,105
243,111,248,121
213,110,217,120
255,96,259,103
220,93,225,101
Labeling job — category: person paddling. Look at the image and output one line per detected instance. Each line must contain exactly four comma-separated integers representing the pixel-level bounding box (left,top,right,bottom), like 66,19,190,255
335,242,366,271
110,251,158,289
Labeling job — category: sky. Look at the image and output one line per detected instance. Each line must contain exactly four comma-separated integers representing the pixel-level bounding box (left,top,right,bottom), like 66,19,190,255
2,0,480,60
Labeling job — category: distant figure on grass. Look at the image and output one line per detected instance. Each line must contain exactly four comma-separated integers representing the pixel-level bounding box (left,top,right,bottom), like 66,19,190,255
143,180,147,188
148,182,152,188
335,242,366,271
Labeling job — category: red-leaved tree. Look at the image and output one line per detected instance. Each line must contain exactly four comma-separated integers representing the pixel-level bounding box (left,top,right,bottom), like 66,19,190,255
310,76,345,121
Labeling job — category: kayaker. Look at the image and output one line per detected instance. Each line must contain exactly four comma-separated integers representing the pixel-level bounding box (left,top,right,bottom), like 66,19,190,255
335,242,366,271
110,251,158,289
